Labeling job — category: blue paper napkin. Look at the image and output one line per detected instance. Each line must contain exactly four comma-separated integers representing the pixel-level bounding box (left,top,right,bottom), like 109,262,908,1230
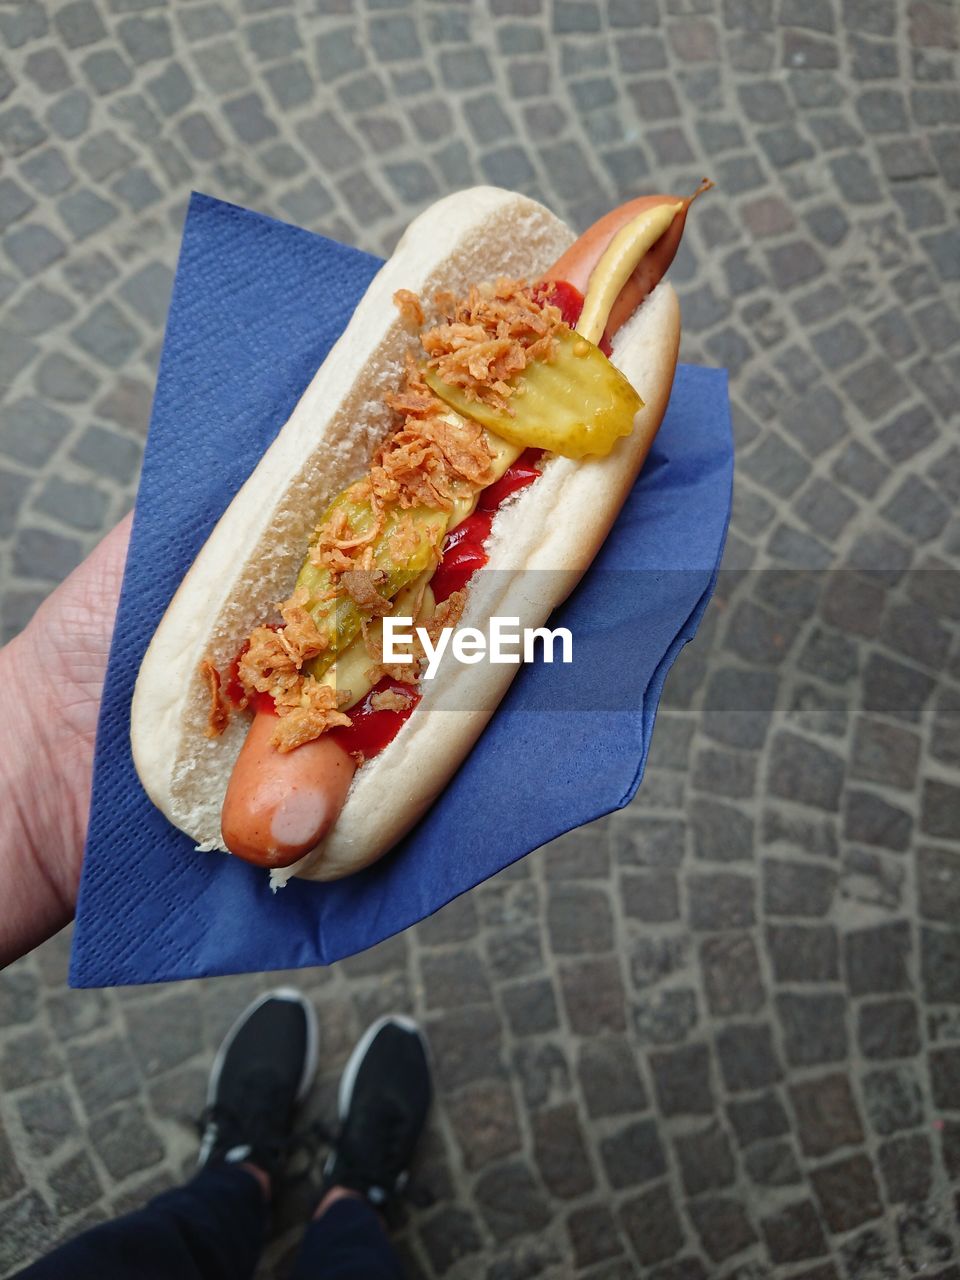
70,193,733,988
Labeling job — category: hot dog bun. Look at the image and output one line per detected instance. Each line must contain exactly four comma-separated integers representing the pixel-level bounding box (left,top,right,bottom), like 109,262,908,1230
131,186,680,881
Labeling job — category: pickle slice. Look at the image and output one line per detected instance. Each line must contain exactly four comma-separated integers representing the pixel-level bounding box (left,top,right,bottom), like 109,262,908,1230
318,574,436,708
295,491,448,679
423,327,643,459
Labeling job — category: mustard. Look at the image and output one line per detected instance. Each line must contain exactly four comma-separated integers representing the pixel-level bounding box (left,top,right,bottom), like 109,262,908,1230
575,201,683,346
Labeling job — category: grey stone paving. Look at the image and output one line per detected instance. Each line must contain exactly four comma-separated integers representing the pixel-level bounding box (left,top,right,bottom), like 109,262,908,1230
1,0,959,1276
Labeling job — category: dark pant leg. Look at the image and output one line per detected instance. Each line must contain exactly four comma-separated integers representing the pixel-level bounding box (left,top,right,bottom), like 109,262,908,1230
288,1197,405,1280
15,1166,267,1280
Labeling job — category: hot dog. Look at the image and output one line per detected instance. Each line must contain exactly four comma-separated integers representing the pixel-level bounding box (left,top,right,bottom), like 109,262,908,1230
131,184,707,884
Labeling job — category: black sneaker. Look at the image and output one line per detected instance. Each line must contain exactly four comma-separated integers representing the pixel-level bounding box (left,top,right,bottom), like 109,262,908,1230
198,987,318,1183
323,1015,431,1207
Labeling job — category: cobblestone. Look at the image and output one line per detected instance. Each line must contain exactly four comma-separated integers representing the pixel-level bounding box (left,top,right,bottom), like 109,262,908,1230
0,178,36,232
0,0,956,1273
57,188,118,240
789,1073,862,1159
533,1104,595,1199
448,1081,521,1173
777,994,848,1067
48,1153,101,1219
3,222,66,277
761,1199,828,1266
673,1123,735,1198
19,148,74,198
16,1086,78,1160
88,1104,164,1181
858,997,922,1060
811,1154,884,1234
716,1022,782,1092
7,283,75,336
727,1092,790,1148
475,1162,550,1245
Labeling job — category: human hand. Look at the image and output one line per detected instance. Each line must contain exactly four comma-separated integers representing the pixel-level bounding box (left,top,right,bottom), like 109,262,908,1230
0,513,132,966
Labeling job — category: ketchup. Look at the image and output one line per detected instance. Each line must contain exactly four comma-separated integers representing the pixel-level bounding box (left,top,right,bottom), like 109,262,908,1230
243,680,420,763
537,279,584,328
329,677,421,761
430,449,542,603
536,278,611,354
226,644,249,707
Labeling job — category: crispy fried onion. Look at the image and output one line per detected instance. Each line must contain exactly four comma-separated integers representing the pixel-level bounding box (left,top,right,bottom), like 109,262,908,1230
200,658,230,738
232,623,349,752
279,587,330,662
270,679,351,753
341,568,391,617
369,685,416,713
237,626,300,703
308,481,380,577
421,277,564,414
367,362,495,511
393,288,424,330
234,590,328,702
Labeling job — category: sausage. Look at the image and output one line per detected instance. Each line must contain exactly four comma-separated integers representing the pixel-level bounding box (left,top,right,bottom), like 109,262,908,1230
540,179,712,351
220,188,704,868
220,708,355,868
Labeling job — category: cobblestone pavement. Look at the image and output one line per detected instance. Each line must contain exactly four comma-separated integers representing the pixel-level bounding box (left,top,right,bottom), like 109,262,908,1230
2,0,960,1276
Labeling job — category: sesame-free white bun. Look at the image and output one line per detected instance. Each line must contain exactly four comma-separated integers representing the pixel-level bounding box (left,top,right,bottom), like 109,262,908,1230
130,186,680,883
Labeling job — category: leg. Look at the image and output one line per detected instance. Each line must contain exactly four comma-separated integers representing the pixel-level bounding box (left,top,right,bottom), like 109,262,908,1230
15,1165,266,1280
15,988,318,1280
290,1015,432,1280
288,1195,404,1280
